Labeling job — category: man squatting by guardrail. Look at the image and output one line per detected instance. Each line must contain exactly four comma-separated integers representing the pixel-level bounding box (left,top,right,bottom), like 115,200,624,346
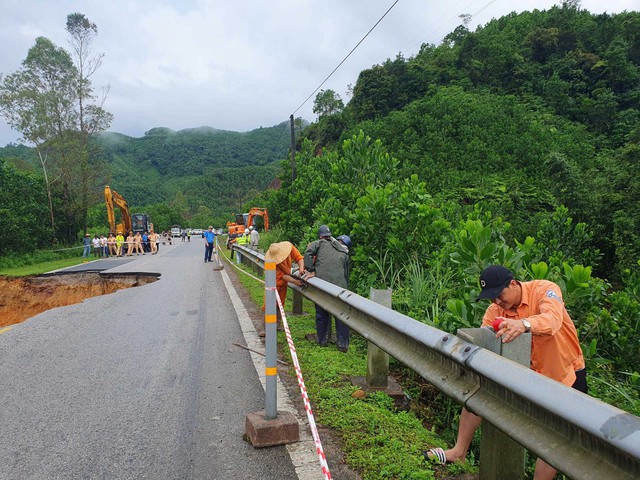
425,265,587,480
260,241,307,337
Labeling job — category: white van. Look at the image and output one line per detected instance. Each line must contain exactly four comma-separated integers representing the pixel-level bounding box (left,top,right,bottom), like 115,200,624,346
171,226,181,237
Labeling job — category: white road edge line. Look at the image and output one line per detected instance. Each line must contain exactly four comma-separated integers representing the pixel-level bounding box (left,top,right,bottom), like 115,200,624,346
219,267,324,480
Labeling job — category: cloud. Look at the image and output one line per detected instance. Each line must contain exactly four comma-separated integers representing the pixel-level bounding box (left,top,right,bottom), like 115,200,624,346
0,0,637,145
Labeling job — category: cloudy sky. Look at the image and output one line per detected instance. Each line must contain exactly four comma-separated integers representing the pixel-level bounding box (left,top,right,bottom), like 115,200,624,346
0,0,636,146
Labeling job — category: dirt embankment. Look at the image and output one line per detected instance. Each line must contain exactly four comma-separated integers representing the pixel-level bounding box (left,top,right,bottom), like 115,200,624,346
0,272,159,328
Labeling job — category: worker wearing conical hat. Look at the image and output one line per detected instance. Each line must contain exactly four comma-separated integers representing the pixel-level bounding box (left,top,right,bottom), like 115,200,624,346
263,241,306,325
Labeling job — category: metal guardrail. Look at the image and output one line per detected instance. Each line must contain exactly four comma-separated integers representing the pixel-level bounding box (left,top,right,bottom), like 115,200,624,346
230,244,640,479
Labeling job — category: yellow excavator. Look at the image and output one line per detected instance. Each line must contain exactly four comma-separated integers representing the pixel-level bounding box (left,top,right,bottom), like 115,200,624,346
104,186,152,235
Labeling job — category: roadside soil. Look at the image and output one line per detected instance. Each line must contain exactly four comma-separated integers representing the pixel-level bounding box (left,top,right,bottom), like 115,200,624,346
0,272,159,328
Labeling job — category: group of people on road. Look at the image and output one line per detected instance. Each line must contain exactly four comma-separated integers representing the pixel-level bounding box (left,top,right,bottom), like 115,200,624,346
82,230,163,259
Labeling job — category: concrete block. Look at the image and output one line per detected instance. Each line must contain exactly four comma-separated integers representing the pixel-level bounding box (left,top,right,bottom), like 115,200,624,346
245,410,300,448
350,375,409,410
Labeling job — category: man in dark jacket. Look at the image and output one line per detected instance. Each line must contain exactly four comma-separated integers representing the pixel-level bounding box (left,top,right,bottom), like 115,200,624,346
303,225,350,352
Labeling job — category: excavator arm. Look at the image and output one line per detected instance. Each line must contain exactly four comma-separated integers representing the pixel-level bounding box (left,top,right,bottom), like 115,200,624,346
246,207,269,231
104,186,132,236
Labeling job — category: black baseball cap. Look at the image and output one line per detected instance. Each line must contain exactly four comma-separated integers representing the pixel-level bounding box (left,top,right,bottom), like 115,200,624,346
476,265,514,301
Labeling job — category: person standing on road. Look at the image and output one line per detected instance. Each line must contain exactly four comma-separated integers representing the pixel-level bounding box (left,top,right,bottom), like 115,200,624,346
142,231,150,253
108,233,117,257
82,233,92,258
126,231,134,256
203,226,215,263
149,230,159,255
249,226,260,250
115,232,124,257
303,225,350,352
134,232,144,255
99,234,108,257
424,265,586,480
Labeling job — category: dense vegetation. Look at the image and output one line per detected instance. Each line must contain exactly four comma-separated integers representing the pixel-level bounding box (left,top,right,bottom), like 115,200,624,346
0,123,289,255
256,2,640,419
1,1,638,418
91,125,288,223
299,4,640,281
0,11,291,255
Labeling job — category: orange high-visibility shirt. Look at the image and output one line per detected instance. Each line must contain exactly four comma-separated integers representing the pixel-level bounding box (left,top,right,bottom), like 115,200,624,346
275,245,303,305
482,280,585,386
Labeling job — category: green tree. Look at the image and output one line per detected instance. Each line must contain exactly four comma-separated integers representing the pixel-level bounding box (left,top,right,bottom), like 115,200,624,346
66,13,113,235
0,14,112,245
0,158,50,254
0,37,78,244
312,89,344,119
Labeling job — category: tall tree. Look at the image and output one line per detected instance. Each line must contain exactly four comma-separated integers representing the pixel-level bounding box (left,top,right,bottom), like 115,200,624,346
0,37,78,243
66,13,113,235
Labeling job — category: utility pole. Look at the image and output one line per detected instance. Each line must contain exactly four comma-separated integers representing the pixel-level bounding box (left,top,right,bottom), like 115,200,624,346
290,114,296,181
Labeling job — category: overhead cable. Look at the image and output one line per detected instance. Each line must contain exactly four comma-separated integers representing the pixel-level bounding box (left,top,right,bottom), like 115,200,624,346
291,0,401,116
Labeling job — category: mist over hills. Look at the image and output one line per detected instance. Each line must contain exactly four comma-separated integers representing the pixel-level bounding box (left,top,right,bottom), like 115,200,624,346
0,121,293,226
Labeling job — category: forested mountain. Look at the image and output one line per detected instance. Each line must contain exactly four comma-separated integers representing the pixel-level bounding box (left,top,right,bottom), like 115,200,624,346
0,122,290,242
256,4,640,414
284,4,639,280
91,124,290,219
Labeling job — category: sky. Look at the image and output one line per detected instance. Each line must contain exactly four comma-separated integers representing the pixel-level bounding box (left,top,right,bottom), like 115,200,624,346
0,0,636,146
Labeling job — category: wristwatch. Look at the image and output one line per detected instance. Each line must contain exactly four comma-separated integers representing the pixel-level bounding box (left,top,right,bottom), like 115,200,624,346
521,319,531,333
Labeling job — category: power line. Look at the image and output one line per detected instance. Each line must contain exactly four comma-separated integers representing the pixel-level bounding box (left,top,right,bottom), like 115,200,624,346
291,0,401,117
268,119,290,159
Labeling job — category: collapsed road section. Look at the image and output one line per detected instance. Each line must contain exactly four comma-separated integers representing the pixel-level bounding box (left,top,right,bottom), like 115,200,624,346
0,272,159,328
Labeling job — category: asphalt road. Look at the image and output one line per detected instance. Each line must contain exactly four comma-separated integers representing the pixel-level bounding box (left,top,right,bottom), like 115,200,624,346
0,240,301,480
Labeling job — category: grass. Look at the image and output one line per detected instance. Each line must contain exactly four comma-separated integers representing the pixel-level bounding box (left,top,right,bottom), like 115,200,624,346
219,247,476,479
0,257,88,276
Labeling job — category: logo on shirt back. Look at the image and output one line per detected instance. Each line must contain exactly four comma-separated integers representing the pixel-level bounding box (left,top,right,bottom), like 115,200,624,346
546,289,562,302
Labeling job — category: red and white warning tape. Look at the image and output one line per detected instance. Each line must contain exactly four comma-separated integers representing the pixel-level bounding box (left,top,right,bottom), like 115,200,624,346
275,290,332,480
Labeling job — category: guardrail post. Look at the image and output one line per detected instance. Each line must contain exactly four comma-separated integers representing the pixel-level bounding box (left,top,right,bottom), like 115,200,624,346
264,261,278,419
367,288,392,387
292,290,303,315
350,289,405,404
458,328,531,480
244,260,299,447
212,237,223,271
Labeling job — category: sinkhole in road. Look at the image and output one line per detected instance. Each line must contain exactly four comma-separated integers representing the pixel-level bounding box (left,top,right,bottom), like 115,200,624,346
0,271,160,328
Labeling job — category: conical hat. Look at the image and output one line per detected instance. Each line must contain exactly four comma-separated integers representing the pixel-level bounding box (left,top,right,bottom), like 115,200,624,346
265,241,293,264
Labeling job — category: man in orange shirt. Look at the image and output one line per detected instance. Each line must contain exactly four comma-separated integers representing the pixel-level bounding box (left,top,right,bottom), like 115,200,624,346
425,265,586,480
261,242,306,332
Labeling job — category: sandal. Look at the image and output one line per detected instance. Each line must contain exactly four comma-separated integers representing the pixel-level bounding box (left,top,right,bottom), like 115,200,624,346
423,447,448,464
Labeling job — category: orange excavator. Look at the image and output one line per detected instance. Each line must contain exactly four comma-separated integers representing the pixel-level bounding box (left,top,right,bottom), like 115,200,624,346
104,186,152,235
226,207,269,247
247,207,269,231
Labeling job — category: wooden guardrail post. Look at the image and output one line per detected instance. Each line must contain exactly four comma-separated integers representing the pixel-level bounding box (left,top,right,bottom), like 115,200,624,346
457,328,531,480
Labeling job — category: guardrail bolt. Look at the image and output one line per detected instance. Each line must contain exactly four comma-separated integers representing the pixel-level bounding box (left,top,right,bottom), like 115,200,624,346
441,375,448,381
463,389,469,395
442,336,449,342
464,346,471,352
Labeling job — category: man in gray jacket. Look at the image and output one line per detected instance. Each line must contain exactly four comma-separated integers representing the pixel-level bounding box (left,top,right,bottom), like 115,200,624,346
303,225,350,352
